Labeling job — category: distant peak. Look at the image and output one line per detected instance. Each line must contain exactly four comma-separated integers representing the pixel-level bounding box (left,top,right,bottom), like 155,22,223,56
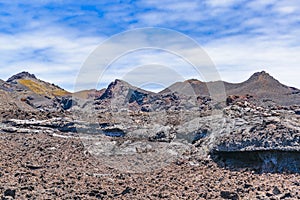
103,79,130,92
110,79,130,86
114,79,126,83
253,70,268,76
247,71,275,82
184,79,203,84
7,71,37,82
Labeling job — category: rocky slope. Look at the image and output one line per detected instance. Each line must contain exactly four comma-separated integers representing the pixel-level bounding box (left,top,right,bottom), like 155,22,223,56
92,79,154,112
160,79,210,96
0,79,34,112
5,71,70,111
6,71,70,98
224,71,300,106
160,71,300,106
73,89,105,100
1,70,298,113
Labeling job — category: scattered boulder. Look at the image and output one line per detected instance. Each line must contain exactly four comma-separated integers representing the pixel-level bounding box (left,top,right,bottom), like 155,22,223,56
3,189,16,199
273,186,281,195
220,191,239,200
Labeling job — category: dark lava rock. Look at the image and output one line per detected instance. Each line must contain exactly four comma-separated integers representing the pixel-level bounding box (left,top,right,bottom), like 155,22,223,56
244,184,252,189
24,164,43,170
102,128,125,137
226,95,239,106
176,127,209,144
3,189,16,198
280,192,292,199
212,150,300,173
272,186,281,195
58,97,73,110
7,71,36,83
127,89,147,105
121,187,135,195
88,190,107,198
220,191,239,200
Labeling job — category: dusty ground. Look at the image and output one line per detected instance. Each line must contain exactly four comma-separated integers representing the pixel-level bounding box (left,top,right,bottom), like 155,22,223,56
0,132,299,199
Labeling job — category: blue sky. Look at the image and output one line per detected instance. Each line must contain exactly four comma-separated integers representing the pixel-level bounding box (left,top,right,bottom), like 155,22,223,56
0,0,299,91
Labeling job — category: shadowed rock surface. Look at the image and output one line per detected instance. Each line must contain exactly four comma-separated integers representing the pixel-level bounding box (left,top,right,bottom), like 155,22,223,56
212,150,300,173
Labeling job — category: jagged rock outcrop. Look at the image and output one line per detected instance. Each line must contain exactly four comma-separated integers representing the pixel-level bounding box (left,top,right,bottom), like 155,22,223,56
214,102,300,152
211,100,300,173
7,71,37,83
95,79,152,110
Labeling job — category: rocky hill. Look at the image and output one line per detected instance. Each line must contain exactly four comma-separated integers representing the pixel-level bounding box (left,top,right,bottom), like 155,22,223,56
73,89,105,99
0,70,298,114
224,71,300,105
160,71,300,106
98,79,153,105
160,79,210,96
7,71,70,97
0,71,71,112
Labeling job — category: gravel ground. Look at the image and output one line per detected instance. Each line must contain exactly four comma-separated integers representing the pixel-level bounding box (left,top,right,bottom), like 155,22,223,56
1,132,299,199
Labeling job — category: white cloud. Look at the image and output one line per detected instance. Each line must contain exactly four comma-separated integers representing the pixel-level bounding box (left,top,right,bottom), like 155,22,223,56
204,35,300,88
0,0,299,92
206,0,241,7
0,27,104,91
74,28,224,92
